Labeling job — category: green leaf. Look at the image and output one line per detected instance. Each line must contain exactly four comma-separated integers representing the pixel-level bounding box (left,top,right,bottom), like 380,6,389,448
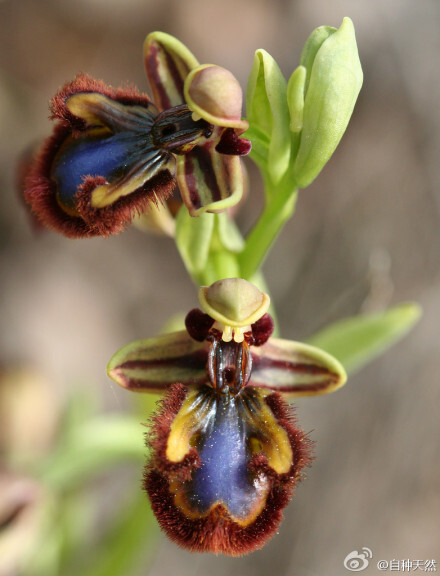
307,303,422,375
175,206,215,280
246,49,291,184
21,498,63,576
78,492,158,576
39,415,147,490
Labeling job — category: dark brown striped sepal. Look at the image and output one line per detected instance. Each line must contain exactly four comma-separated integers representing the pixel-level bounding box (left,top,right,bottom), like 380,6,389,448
107,331,209,393
143,33,247,215
176,139,244,216
250,338,347,397
144,32,199,111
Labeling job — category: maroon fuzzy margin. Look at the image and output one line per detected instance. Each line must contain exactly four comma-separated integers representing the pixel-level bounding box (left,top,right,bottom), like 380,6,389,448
23,124,93,238
22,74,176,238
145,383,201,482
50,73,155,132
144,384,313,556
75,170,176,237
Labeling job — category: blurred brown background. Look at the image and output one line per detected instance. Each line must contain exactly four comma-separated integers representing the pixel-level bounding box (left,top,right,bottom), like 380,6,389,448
0,0,439,574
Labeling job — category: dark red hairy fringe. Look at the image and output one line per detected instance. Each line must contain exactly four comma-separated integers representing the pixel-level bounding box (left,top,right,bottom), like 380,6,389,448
16,143,47,234
50,73,155,133
22,124,93,238
145,383,200,482
144,384,313,556
75,169,176,237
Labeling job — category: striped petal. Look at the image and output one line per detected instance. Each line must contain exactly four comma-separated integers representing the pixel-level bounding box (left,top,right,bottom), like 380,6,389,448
107,331,209,393
176,141,244,216
144,32,199,111
250,338,346,397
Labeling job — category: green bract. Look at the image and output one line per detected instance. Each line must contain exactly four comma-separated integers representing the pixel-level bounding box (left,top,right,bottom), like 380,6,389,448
246,49,291,185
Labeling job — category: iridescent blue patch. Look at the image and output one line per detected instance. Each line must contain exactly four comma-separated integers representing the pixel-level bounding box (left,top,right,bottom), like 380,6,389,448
52,130,158,211
171,385,286,522
188,392,258,520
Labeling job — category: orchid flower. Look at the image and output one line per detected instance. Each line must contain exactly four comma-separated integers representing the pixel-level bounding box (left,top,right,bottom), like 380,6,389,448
21,33,250,238
107,278,346,555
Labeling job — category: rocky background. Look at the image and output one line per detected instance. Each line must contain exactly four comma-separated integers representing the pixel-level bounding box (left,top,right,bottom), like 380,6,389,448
0,0,439,575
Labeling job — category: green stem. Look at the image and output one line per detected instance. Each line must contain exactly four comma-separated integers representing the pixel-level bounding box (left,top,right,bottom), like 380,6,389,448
239,179,298,279
199,250,241,286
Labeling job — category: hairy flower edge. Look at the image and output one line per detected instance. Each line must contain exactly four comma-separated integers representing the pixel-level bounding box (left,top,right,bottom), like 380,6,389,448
143,383,313,556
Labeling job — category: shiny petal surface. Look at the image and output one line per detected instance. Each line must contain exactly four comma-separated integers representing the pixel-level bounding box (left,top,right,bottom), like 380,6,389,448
250,338,347,397
176,141,243,216
107,331,209,393
144,32,199,111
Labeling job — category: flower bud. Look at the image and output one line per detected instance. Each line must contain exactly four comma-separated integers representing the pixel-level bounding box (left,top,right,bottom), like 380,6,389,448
292,17,363,188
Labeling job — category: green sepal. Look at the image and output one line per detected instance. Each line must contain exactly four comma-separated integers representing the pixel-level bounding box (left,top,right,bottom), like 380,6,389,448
246,49,291,185
293,17,363,188
175,207,215,280
287,65,306,133
299,25,336,94
307,303,422,375
196,213,243,284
